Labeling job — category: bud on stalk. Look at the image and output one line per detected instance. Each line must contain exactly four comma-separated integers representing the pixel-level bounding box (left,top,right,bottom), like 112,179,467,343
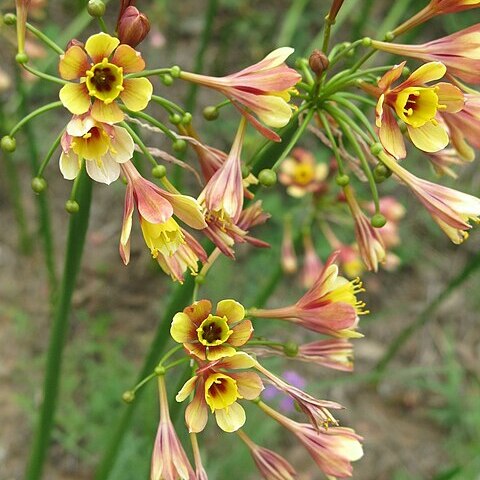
309,49,329,76
117,6,150,47
328,0,345,22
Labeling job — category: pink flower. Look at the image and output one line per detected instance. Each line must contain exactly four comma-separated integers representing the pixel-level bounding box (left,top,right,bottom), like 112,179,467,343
180,48,301,141
281,217,297,274
301,231,323,289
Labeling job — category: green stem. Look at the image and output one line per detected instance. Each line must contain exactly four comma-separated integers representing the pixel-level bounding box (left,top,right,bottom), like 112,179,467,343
330,94,377,139
158,344,184,366
9,101,63,137
21,64,68,85
125,109,177,141
120,121,158,167
322,15,335,53
96,16,108,33
151,95,186,115
25,167,92,480
317,110,346,175
164,357,191,370
26,21,64,55
125,68,173,79
349,49,376,72
375,251,480,376
37,131,64,177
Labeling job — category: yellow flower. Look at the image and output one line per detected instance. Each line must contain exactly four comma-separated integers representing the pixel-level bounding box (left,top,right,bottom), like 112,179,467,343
140,216,185,259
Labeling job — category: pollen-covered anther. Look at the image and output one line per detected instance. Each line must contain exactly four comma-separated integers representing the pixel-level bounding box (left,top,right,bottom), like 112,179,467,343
85,58,124,103
197,315,233,346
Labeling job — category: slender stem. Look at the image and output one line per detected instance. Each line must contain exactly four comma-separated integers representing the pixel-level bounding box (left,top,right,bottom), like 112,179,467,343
158,344,184,367
317,110,346,175
349,49,376,72
96,16,108,33
21,64,68,85
151,95,186,115
125,68,173,79
330,95,377,139
124,109,177,141
38,130,64,177
25,167,92,480
164,357,191,370
9,101,63,137
120,121,158,167
26,21,64,55
322,15,335,53
131,372,157,395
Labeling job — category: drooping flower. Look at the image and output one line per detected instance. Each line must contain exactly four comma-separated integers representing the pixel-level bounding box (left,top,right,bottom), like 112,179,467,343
59,113,134,184
58,32,153,123
373,61,464,158
279,147,328,197
150,376,196,480
259,401,363,479
249,252,366,338
237,430,298,480
180,48,301,141
176,352,264,433
15,0,31,55
119,161,206,265
262,370,307,413
380,152,480,244
371,27,480,84
170,299,253,360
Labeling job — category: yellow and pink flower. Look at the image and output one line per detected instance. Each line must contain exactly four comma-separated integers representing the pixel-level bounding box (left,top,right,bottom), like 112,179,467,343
170,299,253,361
58,32,153,123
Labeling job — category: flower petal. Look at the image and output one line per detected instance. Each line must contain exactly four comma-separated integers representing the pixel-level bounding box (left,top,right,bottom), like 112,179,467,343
84,32,120,63
215,403,246,432
205,344,237,361
378,62,405,91
59,83,90,115
228,319,253,347
400,62,446,88
59,151,80,180
58,46,89,80
216,299,245,323
216,352,256,370
108,126,134,163
120,78,153,111
90,99,125,123
176,376,197,402
379,106,406,159
86,156,121,184
161,192,207,230
185,386,209,433
407,122,449,153
119,183,134,265
111,44,145,73
230,372,264,400
183,300,212,326
170,312,195,343
436,82,464,113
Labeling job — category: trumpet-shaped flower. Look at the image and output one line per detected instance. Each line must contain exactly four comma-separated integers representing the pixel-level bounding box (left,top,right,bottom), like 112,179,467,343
60,114,134,184
176,353,264,433
380,152,480,243
119,161,206,265
58,32,153,123
373,62,464,158
260,401,363,479
371,26,480,85
151,376,195,480
249,252,366,338
15,0,31,54
170,299,253,360
180,48,301,141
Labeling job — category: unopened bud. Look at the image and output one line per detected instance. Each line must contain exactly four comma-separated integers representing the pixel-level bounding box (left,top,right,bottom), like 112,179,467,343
65,200,80,214
384,31,395,42
370,143,384,156
154,365,166,376
258,169,277,187
15,52,29,64
66,38,84,50
335,174,350,186
152,165,167,178
172,139,187,153
170,66,181,78
362,37,372,47
87,0,106,17
117,6,150,47
3,13,16,25
309,49,329,76
1,135,16,152
181,112,192,125
371,213,387,228
169,113,182,125
122,390,135,403
203,106,219,121
31,177,47,193
373,163,391,183
161,74,173,86
283,341,299,357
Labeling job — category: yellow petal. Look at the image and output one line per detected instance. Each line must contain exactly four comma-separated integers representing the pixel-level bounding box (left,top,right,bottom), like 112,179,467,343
231,372,264,400
58,46,89,80
59,83,90,115
217,352,256,370
379,106,406,159
255,95,292,128
120,78,153,111
216,299,245,323
84,32,120,63
215,403,246,432
163,193,207,230
170,312,194,343
205,344,237,361
59,151,80,180
407,122,449,153
176,376,197,402
90,99,125,123
183,299,212,325
403,62,446,87
229,319,253,347
185,388,209,433
111,44,145,73
436,82,465,113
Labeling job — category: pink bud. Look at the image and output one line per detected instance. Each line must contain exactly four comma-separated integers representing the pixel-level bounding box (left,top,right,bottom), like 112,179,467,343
117,6,150,47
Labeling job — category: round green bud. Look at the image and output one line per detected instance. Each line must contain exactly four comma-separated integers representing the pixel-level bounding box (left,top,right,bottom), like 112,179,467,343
362,37,372,47
1,135,16,152
170,65,181,78
161,74,173,86
370,142,384,156
371,213,387,228
31,177,47,193
373,163,389,183
169,113,182,125
152,164,167,178
154,365,166,376
258,169,277,187
203,106,219,121
402,66,411,78
122,390,135,403
65,199,80,214
172,139,187,153
3,13,16,25
15,52,29,64
335,174,350,186
384,31,395,42
87,0,106,17
181,112,192,125
283,341,299,357
195,274,205,285
241,164,250,179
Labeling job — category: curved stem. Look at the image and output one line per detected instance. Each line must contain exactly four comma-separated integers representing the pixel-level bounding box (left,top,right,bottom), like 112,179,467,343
125,68,173,79
9,101,63,137
21,64,68,85
25,167,92,480
151,95,186,115
26,21,64,55
38,130,64,177
124,109,177,141
120,121,158,167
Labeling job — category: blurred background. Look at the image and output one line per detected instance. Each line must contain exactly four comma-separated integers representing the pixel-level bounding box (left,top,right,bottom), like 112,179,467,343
1,1,480,479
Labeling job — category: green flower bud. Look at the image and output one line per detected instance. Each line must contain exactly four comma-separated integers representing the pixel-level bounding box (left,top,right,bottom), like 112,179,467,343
87,0,106,17
181,112,192,125
154,365,166,376
384,31,395,42
152,165,167,178
362,37,372,47
283,341,299,357
15,52,29,64
195,274,205,285
1,135,16,152
370,142,384,156
122,390,135,403
335,174,350,186
258,169,277,187
65,200,80,214
31,177,47,193
371,213,387,228
3,13,16,25
161,74,173,86
173,139,187,153
169,113,182,125
170,66,181,78
203,106,219,121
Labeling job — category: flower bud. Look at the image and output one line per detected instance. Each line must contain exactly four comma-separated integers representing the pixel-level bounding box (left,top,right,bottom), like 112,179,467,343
152,164,167,178
258,169,277,187
203,106,219,121
161,74,173,86
65,199,80,214
173,139,187,153
309,49,329,76
87,0,106,17
122,390,135,403
117,6,150,47
31,177,47,193
66,38,84,50
371,213,387,228
15,52,29,64
1,135,16,152
335,174,350,186
3,13,16,25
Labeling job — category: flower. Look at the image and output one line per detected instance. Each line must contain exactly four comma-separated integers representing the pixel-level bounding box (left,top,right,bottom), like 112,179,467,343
281,217,297,274
59,113,134,184
119,161,206,265
237,430,298,480
371,26,480,84
373,62,464,158
260,401,363,479
427,149,465,178
176,353,264,433
301,231,323,289
15,0,31,55
170,299,253,360
380,152,480,244
180,48,301,141
249,252,366,338
279,147,328,197
58,32,153,123
151,376,196,480
117,6,150,47
343,186,386,272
